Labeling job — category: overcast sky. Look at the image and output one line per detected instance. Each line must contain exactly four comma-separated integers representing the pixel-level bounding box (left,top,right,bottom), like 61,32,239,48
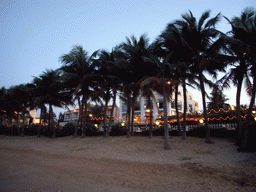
0,0,255,115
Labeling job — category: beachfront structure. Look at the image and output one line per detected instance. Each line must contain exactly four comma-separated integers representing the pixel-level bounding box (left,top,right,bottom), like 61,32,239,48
120,87,198,123
63,105,120,123
1,109,38,126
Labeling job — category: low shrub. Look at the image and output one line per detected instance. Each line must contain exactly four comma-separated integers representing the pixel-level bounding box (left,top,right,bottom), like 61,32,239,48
84,122,100,136
110,124,126,136
153,127,164,136
57,122,76,137
238,122,256,152
26,124,39,136
0,125,8,135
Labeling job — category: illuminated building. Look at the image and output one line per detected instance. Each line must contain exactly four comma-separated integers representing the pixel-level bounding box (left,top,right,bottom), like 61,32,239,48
120,87,198,123
63,105,120,123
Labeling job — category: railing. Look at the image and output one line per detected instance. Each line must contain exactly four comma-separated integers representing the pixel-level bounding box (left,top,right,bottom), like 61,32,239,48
170,123,237,131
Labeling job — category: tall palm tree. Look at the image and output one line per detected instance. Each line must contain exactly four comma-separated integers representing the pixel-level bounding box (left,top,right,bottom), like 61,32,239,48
173,10,229,143
221,8,255,145
1,84,35,135
31,77,48,137
120,34,159,137
14,84,35,136
33,69,72,137
158,22,198,140
59,46,98,137
224,8,256,148
95,49,123,136
140,77,161,138
227,8,256,120
92,80,112,137
145,53,174,149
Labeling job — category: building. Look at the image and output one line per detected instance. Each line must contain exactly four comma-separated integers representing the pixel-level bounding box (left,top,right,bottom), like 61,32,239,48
1,109,38,126
106,105,120,121
120,87,199,123
63,105,120,124
64,109,79,122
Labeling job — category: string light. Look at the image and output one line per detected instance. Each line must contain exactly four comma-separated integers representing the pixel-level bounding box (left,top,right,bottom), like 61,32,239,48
65,105,254,125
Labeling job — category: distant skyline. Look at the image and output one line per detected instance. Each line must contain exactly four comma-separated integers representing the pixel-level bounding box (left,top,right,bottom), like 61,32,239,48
0,0,255,115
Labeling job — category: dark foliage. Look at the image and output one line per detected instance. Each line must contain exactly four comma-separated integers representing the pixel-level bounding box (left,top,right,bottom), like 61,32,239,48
238,122,256,152
109,124,126,136
57,122,76,137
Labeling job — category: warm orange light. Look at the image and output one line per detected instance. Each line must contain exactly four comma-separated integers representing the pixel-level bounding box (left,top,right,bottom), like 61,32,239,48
167,81,171,84
35,118,40,124
89,114,92,117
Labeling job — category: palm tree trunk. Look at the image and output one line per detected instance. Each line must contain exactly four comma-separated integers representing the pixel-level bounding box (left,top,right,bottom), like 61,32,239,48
81,103,88,138
21,112,25,137
126,96,131,138
50,105,55,138
48,104,52,137
175,84,182,136
182,78,187,140
37,106,43,138
199,72,213,144
235,75,243,146
240,73,256,150
130,90,137,136
17,113,20,136
108,88,117,132
9,116,13,136
247,73,256,122
81,91,88,138
103,99,109,137
147,95,153,138
163,82,171,150
74,95,81,137
131,97,135,136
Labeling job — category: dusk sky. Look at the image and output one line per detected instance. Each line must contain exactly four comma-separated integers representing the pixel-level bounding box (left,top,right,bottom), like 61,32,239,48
0,0,255,115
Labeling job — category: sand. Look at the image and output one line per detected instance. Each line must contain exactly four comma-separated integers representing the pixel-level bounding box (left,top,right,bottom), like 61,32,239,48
0,135,256,192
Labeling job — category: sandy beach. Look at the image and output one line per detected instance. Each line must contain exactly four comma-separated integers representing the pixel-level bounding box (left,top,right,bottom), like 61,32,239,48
0,135,256,192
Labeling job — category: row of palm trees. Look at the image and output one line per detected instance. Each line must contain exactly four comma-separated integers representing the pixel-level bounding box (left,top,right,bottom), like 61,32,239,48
1,8,255,149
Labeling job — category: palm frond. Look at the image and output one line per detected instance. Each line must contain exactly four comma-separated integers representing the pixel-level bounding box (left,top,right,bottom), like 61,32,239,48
198,10,210,30
244,73,253,97
205,12,221,28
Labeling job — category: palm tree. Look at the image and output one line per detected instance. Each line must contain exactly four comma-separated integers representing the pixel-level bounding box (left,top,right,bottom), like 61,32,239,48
222,8,256,145
224,8,256,149
158,22,199,140
1,84,35,136
119,34,159,137
31,77,48,137
173,10,230,143
33,69,72,137
95,49,123,136
174,82,182,136
59,46,98,137
92,80,112,137
227,8,256,120
140,77,161,138
14,84,35,136
145,53,174,149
